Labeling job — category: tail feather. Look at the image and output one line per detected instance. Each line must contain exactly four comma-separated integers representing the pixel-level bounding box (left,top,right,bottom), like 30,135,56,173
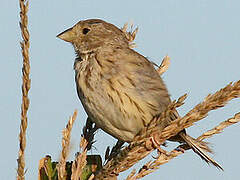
180,133,223,170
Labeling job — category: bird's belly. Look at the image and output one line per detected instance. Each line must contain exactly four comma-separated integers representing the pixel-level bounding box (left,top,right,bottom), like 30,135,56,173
79,89,144,142
77,72,144,142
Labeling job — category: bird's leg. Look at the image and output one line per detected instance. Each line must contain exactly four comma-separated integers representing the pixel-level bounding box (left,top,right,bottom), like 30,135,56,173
175,143,189,153
83,117,98,150
145,132,170,156
105,140,124,162
174,146,185,153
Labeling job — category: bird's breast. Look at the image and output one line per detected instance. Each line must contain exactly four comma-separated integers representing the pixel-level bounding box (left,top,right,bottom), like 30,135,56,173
74,58,147,141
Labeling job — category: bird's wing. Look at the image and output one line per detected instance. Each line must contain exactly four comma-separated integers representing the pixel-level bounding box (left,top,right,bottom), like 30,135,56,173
97,47,171,125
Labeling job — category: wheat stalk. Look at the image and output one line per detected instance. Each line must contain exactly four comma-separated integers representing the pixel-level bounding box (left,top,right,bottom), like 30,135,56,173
197,112,240,141
57,110,78,180
122,22,138,48
157,80,240,143
17,0,30,179
157,56,170,75
127,112,240,179
71,137,88,180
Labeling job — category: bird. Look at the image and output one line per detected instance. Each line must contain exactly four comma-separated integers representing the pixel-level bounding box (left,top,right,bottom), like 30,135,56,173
57,19,222,169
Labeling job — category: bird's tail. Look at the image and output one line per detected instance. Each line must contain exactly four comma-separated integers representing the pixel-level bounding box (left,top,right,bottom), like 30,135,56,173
179,132,223,170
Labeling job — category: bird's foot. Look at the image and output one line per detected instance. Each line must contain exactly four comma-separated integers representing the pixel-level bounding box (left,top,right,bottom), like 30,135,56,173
174,146,185,153
145,134,169,156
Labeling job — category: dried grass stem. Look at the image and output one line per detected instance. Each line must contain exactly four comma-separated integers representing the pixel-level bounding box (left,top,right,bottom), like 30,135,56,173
17,0,30,179
57,110,78,180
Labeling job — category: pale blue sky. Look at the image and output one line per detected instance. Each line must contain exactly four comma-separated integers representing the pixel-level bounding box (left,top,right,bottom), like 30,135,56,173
1,0,240,179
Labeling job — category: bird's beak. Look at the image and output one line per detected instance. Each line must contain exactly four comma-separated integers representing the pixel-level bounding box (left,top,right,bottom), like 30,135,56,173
57,27,76,42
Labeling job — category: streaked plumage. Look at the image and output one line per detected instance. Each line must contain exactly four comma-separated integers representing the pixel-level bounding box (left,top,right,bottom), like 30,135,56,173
57,19,222,169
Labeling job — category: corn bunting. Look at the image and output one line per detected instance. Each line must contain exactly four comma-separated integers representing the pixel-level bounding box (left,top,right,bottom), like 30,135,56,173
57,19,222,169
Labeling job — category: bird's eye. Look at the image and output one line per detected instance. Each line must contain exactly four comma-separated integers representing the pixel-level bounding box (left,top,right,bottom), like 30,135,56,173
82,28,90,35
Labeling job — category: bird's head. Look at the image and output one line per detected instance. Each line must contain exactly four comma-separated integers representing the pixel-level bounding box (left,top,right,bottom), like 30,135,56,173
57,19,129,54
